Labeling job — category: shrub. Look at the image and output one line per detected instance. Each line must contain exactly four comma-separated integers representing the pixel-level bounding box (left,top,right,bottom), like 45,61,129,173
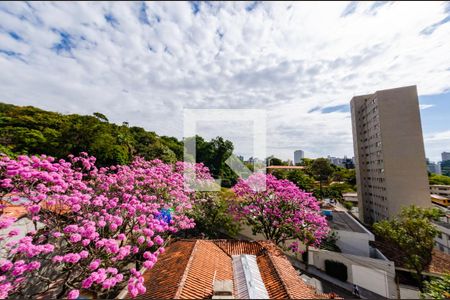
0,154,213,299
325,260,348,282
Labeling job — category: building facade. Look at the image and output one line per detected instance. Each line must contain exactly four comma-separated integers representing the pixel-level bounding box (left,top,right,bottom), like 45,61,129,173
427,159,441,175
327,156,355,169
293,150,304,165
442,152,450,162
350,86,430,224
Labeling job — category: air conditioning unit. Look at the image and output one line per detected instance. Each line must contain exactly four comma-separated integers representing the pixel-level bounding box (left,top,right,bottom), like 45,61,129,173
212,280,234,299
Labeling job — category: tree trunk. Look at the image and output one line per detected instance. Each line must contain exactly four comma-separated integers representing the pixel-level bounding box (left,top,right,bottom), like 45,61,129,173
304,245,309,271
416,270,424,292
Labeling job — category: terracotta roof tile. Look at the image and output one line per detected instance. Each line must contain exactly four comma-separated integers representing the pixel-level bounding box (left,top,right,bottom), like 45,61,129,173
137,240,197,299
213,239,265,256
373,241,450,275
179,240,233,299
257,254,290,299
427,249,450,274
0,200,27,219
139,239,332,299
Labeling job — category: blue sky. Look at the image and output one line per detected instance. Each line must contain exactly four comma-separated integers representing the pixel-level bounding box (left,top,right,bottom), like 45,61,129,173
0,1,449,162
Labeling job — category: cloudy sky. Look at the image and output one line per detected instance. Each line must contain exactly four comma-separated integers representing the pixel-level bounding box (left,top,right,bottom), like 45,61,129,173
0,1,449,162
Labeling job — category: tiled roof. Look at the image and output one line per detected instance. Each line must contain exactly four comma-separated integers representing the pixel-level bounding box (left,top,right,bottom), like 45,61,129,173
372,241,450,275
2,193,71,216
137,239,330,299
0,200,27,219
427,249,450,274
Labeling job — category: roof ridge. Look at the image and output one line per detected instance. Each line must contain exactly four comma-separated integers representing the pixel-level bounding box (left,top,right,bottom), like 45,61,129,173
264,252,292,298
212,240,234,258
173,240,199,299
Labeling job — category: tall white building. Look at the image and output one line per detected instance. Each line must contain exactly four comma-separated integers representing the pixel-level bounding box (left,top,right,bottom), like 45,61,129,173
294,150,304,164
351,86,430,224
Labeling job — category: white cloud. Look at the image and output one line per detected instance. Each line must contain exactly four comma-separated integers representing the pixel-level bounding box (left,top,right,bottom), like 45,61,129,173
424,130,450,162
419,104,434,110
0,1,449,162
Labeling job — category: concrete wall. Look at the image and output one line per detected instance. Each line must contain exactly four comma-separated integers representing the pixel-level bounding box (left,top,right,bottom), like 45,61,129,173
377,86,430,218
434,222,450,254
335,230,373,257
351,86,430,225
0,217,44,259
309,248,398,299
399,285,420,299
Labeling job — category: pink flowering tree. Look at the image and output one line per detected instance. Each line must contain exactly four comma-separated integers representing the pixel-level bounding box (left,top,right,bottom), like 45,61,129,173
231,173,329,253
0,153,211,299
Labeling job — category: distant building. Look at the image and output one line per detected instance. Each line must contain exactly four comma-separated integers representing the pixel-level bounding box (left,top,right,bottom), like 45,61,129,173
327,156,354,169
427,159,441,174
441,160,450,177
442,152,450,162
431,184,450,200
293,150,304,164
431,206,450,254
327,156,342,167
343,192,358,204
351,86,430,224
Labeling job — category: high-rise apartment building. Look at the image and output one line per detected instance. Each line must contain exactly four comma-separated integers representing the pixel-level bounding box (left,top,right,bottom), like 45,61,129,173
351,86,430,224
294,150,304,165
442,152,450,162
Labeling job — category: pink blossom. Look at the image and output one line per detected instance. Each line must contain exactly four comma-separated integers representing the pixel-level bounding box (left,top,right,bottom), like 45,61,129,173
154,235,164,246
143,260,154,269
8,229,19,237
231,173,329,252
0,154,203,298
69,234,82,243
79,251,89,259
28,204,40,214
0,260,13,272
0,217,16,230
89,259,100,271
52,256,63,263
67,289,79,299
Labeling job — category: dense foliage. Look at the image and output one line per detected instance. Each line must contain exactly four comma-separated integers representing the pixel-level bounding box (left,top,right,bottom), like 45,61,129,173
421,273,450,299
185,188,240,239
441,160,450,177
269,159,356,202
231,173,329,252
310,158,334,191
373,206,443,291
0,153,214,299
429,173,450,185
0,103,238,187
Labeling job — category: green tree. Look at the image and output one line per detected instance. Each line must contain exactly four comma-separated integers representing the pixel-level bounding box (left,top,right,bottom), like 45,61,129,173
373,206,443,291
0,103,241,177
266,155,285,166
319,231,341,252
310,158,333,195
299,158,314,167
287,170,316,192
187,190,240,238
429,173,450,185
421,274,450,299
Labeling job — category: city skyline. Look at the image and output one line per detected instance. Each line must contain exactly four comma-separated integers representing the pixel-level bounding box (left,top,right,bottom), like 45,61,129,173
0,2,449,162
